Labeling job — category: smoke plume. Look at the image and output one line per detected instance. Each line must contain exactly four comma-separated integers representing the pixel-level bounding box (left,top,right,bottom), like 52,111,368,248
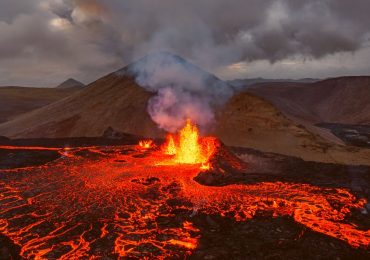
123,51,233,132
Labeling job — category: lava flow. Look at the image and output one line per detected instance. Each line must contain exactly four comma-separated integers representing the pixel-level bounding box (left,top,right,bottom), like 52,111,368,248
0,124,369,258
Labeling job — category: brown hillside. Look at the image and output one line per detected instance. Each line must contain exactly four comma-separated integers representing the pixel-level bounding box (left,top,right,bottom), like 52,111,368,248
214,91,370,164
0,73,161,138
248,76,370,125
0,86,80,124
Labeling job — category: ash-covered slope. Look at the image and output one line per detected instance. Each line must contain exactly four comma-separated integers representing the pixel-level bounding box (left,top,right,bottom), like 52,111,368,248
0,86,81,124
214,89,370,165
215,92,327,161
248,76,370,125
0,73,160,138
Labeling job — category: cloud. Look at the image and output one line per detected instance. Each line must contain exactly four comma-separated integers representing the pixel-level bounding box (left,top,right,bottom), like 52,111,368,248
0,0,370,85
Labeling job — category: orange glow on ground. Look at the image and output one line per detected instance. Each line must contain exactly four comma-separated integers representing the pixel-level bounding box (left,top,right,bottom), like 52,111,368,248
0,144,369,258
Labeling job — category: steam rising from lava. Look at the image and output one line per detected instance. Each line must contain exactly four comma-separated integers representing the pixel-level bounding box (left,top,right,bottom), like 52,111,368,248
125,52,234,132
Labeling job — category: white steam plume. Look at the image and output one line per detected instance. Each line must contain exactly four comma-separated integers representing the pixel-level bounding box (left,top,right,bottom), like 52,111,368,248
123,51,234,132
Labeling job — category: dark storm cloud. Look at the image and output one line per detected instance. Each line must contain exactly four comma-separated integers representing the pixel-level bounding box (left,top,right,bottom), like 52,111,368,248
0,0,370,85
0,0,39,23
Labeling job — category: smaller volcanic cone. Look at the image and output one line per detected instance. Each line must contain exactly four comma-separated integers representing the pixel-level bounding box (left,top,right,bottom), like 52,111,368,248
160,119,247,179
207,140,247,173
194,139,248,185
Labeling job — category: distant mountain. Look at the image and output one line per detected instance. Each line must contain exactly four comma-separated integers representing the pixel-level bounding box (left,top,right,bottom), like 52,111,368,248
248,76,370,125
228,78,319,90
0,86,81,124
57,78,85,88
0,53,369,165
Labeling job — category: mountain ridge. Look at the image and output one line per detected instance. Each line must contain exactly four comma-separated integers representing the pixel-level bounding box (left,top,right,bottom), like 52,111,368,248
0,53,369,165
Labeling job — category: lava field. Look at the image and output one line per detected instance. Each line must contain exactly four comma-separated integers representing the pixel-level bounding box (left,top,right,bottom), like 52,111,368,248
0,140,369,259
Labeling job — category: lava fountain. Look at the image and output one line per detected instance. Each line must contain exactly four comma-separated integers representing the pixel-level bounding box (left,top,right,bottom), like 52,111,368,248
138,119,216,168
162,119,216,167
138,139,154,149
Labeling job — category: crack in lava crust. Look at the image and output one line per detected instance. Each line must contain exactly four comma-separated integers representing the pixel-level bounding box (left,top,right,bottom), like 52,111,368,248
0,145,369,258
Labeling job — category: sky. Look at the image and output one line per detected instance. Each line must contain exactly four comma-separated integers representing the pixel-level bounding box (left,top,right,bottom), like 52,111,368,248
1,0,370,86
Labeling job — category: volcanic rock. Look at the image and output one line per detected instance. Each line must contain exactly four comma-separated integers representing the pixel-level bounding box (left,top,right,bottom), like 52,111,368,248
209,140,247,172
0,234,21,260
195,139,248,186
0,136,10,143
103,126,130,139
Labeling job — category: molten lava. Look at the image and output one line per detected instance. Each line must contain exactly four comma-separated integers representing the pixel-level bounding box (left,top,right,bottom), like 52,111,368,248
0,140,369,258
138,139,154,149
163,119,216,165
164,135,176,155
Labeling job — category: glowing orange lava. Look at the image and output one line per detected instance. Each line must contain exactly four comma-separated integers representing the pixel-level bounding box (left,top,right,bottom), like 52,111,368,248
200,162,211,171
162,119,216,165
164,135,176,155
138,139,154,149
0,144,369,259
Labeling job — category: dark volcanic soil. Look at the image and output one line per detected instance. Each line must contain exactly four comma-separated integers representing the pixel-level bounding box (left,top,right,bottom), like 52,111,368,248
317,123,370,148
0,137,369,259
190,215,368,260
199,146,370,192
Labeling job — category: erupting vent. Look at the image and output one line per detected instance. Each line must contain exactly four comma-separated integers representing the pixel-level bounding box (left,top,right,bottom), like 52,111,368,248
137,119,216,170
162,119,216,166
138,139,154,149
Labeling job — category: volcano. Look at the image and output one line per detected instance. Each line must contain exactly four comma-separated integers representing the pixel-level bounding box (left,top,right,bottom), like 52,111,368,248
0,53,369,165
0,52,291,140
0,52,232,139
